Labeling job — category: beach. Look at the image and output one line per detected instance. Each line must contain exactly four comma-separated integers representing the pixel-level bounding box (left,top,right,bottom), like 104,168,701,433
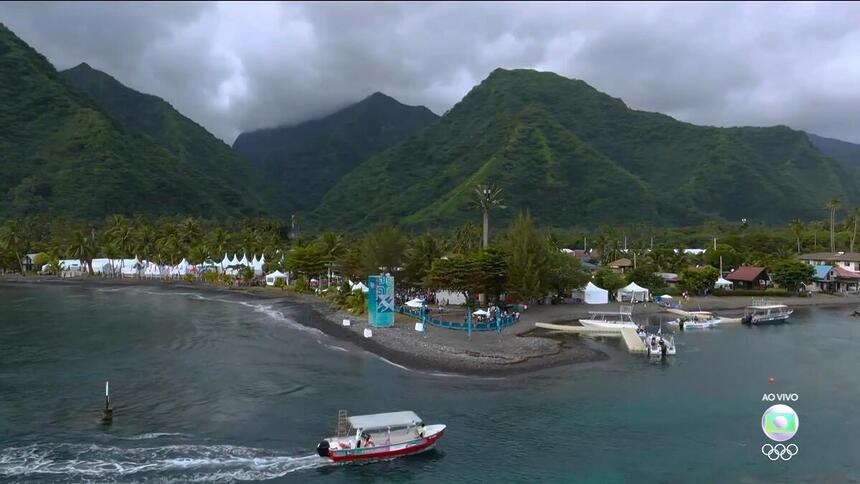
3,275,859,376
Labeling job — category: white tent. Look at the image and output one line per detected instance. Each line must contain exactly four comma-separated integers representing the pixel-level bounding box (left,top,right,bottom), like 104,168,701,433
252,254,266,275
231,254,240,266
617,282,650,303
265,270,288,286
715,277,733,289
240,253,249,266
350,281,369,293
472,309,490,316
405,298,425,308
220,253,231,269
584,282,609,304
175,258,190,276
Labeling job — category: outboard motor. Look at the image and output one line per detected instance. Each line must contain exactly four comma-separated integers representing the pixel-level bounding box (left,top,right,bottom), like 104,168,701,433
316,439,330,457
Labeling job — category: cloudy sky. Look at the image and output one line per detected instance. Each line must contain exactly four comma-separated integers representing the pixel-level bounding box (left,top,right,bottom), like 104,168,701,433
2,1,859,144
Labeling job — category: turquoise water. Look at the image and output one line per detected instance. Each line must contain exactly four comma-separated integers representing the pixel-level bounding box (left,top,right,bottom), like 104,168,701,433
1,284,859,482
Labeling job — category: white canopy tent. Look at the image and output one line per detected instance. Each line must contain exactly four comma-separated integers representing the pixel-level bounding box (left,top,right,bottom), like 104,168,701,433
405,298,425,308
240,253,250,266
220,253,231,269
584,282,609,304
350,280,369,293
265,270,288,286
472,309,490,316
230,255,240,266
715,277,733,289
252,254,266,275
617,282,650,303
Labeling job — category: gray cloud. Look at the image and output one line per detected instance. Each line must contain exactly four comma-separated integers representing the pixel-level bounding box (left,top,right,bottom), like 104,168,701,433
2,1,858,143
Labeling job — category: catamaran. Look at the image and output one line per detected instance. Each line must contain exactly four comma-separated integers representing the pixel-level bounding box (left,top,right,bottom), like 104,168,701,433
742,300,793,325
316,410,445,462
579,306,638,329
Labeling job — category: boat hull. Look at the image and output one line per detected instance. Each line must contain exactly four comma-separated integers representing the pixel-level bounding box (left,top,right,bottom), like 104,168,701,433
327,428,444,462
750,313,792,325
579,319,638,329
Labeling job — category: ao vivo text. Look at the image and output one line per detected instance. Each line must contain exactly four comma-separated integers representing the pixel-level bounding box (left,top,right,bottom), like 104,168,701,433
761,393,799,402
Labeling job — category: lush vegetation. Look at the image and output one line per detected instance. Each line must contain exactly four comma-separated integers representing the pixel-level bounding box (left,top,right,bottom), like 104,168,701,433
234,92,438,213
61,63,279,213
0,24,269,220
313,68,860,230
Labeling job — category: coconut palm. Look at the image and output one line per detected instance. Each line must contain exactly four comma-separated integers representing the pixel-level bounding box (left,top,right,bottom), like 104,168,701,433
317,231,344,287
850,208,860,253
789,219,804,254
68,229,97,275
473,184,505,248
826,197,841,253
0,220,31,274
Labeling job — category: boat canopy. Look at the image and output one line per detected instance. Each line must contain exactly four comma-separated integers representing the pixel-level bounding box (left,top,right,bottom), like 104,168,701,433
348,411,422,431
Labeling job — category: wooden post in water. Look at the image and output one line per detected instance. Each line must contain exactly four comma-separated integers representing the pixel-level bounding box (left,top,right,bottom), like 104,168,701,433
101,381,113,424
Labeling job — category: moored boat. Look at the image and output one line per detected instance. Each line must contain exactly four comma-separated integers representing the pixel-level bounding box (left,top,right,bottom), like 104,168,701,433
579,306,638,329
643,333,676,357
316,410,445,462
742,300,793,325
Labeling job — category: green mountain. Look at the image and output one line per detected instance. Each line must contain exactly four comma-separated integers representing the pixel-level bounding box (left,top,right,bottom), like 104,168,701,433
808,133,860,166
233,92,438,212
0,23,267,220
60,62,278,213
313,68,859,229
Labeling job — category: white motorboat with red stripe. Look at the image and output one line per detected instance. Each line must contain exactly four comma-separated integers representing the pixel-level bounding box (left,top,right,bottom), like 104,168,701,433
316,410,445,462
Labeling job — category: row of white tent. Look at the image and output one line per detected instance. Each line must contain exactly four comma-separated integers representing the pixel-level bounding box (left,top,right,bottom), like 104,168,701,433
581,277,734,305
52,253,272,277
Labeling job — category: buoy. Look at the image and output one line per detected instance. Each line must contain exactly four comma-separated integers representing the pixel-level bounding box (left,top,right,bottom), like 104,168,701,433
101,381,113,424
363,328,372,338
768,377,776,384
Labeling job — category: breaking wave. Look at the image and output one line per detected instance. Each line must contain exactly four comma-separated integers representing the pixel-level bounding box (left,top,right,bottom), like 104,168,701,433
0,442,328,482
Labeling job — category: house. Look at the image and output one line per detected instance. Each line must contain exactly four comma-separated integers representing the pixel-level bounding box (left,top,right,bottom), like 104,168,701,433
811,264,860,293
798,252,860,271
21,253,39,272
725,266,769,290
607,258,633,274
656,272,682,287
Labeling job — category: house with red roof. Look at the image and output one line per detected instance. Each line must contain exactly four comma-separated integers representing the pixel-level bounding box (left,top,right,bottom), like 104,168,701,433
725,266,770,290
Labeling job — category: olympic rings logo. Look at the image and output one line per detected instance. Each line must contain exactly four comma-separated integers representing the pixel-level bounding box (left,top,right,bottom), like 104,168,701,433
761,443,798,461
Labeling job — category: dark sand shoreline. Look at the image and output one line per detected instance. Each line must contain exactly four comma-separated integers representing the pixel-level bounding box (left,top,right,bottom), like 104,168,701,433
0,276,607,376
5,276,858,376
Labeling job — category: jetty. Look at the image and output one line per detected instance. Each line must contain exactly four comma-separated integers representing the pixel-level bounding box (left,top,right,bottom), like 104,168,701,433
534,323,646,353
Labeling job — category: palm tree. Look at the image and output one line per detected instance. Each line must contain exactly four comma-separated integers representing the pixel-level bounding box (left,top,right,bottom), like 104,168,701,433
317,231,344,287
473,184,504,248
104,215,133,275
208,228,229,270
789,219,804,254
68,229,97,275
850,208,860,253
826,197,841,253
0,219,31,274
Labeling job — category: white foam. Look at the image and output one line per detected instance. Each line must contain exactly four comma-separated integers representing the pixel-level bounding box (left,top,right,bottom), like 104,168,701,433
121,433,188,441
0,442,328,481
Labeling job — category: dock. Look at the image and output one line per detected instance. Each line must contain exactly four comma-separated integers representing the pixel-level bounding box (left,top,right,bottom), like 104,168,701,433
534,323,646,353
620,328,646,353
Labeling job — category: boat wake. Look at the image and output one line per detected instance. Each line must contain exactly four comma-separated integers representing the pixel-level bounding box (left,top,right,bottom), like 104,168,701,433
120,432,189,440
0,443,328,482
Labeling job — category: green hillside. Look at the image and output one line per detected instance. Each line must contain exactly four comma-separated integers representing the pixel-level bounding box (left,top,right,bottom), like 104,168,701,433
233,92,438,212
313,68,859,229
61,62,278,213
808,133,860,166
0,23,267,220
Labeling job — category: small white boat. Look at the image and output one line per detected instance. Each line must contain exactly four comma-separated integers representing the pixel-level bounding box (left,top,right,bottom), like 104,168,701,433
643,333,676,357
742,301,793,325
579,306,638,329
316,410,445,462
668,317,721,330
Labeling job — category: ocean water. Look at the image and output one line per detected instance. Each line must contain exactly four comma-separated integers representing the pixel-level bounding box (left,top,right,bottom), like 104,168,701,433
1,284,858,483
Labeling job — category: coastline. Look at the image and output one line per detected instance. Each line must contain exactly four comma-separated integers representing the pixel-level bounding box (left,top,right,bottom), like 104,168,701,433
4,275,859,376
0,276,607,376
